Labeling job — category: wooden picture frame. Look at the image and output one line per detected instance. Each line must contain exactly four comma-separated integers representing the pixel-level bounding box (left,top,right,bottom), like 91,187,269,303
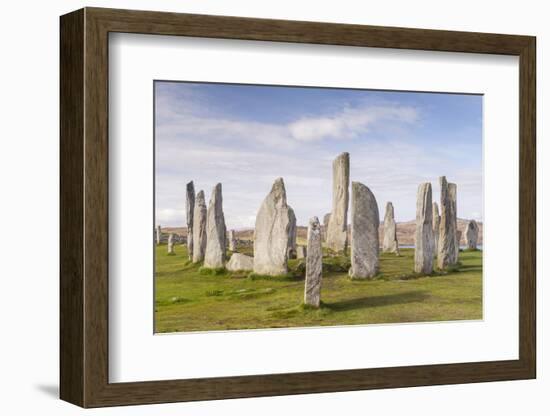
60,7,536,408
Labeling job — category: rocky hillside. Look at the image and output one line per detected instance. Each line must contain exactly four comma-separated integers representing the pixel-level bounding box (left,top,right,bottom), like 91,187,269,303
160,218,482,246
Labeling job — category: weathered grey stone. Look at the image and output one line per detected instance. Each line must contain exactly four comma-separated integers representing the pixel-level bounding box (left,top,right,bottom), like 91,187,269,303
323,213,331,242
167,233,175,254
287,207,297,259
414,183,434,274
228,229,237,251
204,183,226,269
465,220,479,249
253,178,292,276
296,245,307,259
326,152,350,253
382,201,399,254
437,177,458,269
449,183,459,264
186,181,195,260
304,217,322,307
349,182,379,279
192,190,207,263
226,253,254,272
432,202,440,255
156,225,161,245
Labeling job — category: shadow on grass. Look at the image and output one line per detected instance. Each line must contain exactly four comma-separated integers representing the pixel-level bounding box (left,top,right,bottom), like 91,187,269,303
327,290,430,312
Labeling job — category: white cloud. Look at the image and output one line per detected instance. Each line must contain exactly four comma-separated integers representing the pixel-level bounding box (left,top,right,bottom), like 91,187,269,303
288,106,419,141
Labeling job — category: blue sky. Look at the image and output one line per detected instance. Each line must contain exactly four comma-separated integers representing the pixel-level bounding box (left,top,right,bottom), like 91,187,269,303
155,81,483,229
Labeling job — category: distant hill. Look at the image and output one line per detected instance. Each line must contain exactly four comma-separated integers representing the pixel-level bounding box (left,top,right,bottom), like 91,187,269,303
160,218,482,246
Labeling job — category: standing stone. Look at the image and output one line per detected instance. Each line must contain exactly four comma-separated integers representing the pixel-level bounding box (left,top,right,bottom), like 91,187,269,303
323,213,331,242
437,176,458,269
228,229,237,252
204,183,226,269
414,183,434,274
449,183,459,264
192,190,207,263
432,202,440,255
456,230,463,259
296,246,307,259
349,182,379,279
304,217,323,308
185,181,195,260
167,233,175,254
382,202,399,254
156,225,161,245
465,220,479,249
287,207,297,259
253,178,293,276
326,152,350,253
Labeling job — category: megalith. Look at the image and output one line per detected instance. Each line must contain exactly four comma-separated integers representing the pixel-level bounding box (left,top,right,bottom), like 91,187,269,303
287,207,297,259
228,229,237,252
349,182,379,279
304,216,323,308
326,152,350,253
253,178,293,276
465,220,479,250
186,181,195,260
432,202,440,255
414,183,434,274
204,183,226,269
323,213,331,242
437,176,458,269
192,190,207,263
382,201,399,254
167,233,175,255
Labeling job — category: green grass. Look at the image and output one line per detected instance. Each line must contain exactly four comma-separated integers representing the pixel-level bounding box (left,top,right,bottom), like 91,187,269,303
155,245,482,333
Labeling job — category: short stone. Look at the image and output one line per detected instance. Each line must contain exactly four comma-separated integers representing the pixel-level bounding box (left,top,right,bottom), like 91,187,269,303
226,253,254,272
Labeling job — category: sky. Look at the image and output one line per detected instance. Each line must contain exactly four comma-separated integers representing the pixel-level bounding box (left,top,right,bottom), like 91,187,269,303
155,81,483,229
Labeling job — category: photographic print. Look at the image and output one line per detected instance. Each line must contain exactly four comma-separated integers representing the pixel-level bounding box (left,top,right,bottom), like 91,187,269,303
154,81,483,333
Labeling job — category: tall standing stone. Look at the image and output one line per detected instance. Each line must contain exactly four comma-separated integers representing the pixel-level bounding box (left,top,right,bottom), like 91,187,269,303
287,207,297,258
432,202,440,255
323,213,331,242
186,181,195,260
414,183,434,274
449,183,459,263
228,229,237,252
304,217,322,308
192,190,207,263
167,233,175,254
156,225,161,245
437,177,458,269
326,152,350,253
349,182,379,279
465,220,479,249
204,183,226,269
382,202,399,254
253,178,293,276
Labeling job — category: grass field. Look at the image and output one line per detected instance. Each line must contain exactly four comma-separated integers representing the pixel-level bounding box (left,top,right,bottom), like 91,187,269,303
154,245,482,333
